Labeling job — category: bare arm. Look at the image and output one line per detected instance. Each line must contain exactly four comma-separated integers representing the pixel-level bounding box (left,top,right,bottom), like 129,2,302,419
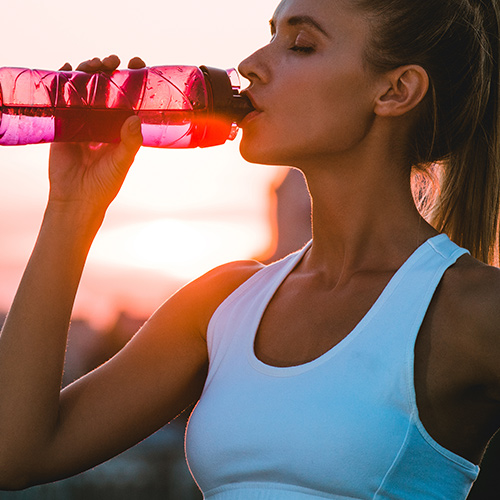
0,203,258,487
0,56,263,489
0,94,142,486
440,259,500,451
470,265,500,405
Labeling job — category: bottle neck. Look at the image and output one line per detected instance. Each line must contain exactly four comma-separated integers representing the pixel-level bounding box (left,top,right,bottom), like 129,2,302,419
200,66,254,124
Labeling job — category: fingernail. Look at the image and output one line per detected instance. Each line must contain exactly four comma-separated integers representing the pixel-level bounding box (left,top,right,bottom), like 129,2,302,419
129,117,142,134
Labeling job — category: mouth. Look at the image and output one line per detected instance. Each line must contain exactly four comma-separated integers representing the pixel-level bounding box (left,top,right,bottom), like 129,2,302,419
241,90,262,113
240,91,263,126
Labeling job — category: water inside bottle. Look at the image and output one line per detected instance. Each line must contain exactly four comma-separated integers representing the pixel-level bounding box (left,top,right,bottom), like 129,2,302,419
0,106,222,147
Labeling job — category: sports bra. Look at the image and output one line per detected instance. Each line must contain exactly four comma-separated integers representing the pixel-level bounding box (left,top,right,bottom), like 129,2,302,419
185,234,480,499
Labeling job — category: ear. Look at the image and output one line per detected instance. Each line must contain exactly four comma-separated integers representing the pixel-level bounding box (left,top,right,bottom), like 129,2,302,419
374,65,429,117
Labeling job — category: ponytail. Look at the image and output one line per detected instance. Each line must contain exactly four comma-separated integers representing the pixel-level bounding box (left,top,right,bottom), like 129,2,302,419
355,0,500,264
431,0,500,265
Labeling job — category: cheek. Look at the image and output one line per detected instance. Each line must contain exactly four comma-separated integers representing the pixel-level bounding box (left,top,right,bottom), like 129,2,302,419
239,71,375,164
272,98,373,160
312,74,375,148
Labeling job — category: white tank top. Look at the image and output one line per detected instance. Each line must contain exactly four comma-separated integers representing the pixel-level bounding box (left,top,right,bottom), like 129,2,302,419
185,234,480,499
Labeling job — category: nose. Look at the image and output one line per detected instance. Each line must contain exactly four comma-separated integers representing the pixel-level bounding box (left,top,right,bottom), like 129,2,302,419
238,46,270,86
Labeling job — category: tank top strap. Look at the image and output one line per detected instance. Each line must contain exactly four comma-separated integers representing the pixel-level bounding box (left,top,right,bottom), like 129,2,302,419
357,233,468,337
348,234,470,429
379,233,469,348
404,234,470,431
205,242,312,382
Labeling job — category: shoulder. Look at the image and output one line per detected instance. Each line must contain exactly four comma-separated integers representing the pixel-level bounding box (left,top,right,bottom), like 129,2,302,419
159,259,265,340
439,255,500,329
188,259,266,313
436,255,500,396
194,259,266,293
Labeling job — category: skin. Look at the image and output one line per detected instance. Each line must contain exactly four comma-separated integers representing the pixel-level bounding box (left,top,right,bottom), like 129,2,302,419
0,0,499,489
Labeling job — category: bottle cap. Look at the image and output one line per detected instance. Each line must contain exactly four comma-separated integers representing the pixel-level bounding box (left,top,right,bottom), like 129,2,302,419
199,66,254,147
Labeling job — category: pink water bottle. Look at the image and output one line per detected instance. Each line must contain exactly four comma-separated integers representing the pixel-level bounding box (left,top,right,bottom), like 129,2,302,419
0,65,253,148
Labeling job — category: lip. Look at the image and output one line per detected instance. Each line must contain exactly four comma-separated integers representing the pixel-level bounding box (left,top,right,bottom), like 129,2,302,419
240,91,263,127
241,90,262,113
240,109,262,127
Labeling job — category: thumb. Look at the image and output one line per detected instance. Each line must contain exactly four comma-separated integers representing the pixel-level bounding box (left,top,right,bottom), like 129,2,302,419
113,115,143,169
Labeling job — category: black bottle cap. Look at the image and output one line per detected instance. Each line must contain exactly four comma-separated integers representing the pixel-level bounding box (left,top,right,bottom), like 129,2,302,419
200,66,254,124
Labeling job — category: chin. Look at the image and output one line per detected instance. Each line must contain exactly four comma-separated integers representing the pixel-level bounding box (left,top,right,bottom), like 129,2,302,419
239,147,289,167
239,135,294,167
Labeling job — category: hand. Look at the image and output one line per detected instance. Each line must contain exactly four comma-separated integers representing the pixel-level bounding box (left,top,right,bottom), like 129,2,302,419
48,55,146,214
48,117,142,212
59,54,146,72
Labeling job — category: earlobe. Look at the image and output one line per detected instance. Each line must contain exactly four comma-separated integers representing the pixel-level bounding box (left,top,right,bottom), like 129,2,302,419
374,65,429,117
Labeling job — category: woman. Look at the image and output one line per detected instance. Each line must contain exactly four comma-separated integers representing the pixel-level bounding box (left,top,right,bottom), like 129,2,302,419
1,0,499,498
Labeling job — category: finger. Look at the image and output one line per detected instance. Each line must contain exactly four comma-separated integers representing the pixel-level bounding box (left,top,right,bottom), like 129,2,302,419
101,54,121,72
75,57,103,72
127,57,146,69
113,116,143,169
59,62,72,71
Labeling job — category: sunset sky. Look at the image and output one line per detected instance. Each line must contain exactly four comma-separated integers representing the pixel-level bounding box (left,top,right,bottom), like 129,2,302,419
0,0,285,327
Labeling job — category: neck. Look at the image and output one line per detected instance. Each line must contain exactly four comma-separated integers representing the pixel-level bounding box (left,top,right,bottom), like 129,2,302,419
296,150,438,287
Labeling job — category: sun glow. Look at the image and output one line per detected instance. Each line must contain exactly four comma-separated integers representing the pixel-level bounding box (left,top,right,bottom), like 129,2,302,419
89,217,268,281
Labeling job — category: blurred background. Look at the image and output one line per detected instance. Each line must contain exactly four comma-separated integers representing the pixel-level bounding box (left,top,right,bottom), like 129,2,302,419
0,0,498,498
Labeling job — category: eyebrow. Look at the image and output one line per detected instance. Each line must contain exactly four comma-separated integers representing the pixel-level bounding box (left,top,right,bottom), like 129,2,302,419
269,15,331,39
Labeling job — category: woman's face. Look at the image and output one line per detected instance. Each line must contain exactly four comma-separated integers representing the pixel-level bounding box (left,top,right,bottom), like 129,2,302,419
238,0,381,167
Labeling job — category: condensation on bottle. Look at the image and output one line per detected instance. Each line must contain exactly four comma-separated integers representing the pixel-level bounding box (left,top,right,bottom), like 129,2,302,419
0,65,254,148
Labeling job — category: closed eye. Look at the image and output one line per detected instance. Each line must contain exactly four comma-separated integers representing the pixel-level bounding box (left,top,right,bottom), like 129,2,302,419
290,45,315,54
